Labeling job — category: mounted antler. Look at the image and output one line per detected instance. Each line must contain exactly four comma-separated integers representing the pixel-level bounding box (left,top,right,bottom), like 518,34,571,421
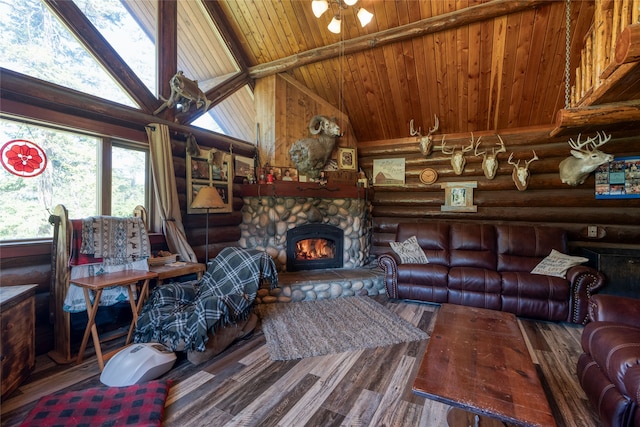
474,134,506,180
559,131,613,186
442,137,474,175
411,115,439,156
508,150,539,191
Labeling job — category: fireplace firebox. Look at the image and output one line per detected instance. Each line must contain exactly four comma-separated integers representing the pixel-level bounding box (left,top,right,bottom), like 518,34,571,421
286,224,344,271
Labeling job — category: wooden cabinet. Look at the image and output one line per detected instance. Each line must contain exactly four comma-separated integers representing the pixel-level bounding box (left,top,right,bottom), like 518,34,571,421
1,285,37,399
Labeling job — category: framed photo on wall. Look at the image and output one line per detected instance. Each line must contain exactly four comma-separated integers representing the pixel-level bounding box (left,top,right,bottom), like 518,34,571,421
338,147,356,170
373,158,405,186
187,148,233,214
440,181,477,212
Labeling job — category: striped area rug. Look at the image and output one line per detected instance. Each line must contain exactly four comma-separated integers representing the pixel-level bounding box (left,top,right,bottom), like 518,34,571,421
255,296,429,360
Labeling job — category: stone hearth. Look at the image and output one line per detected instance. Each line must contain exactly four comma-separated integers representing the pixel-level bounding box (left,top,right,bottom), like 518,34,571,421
256,264,386,304
238,183,373,272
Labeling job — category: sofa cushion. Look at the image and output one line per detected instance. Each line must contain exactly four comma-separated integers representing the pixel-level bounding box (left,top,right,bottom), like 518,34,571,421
390,236,428,264
396,223,450,265
581,322,640,396
531,249,588,278
448,267,501,310
501,271,570,321
449,223,497,269
496,225,567,272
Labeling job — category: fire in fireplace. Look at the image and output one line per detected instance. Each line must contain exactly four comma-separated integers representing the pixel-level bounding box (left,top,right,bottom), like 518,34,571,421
286,224,344,271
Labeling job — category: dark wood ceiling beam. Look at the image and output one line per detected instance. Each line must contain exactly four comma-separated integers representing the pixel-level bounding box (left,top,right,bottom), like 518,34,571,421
200,1,254,76
247,0,548,79
156,0,178,123
44,0,161,114
0,68,256,156
180,71,252,123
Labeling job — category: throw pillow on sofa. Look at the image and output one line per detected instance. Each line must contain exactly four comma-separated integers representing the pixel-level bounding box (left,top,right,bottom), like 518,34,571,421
531,249,589,278
390,236,429,264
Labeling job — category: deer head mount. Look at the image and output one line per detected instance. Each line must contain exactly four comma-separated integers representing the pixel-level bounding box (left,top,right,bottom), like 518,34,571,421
474,134,506,180
558,132,613,186
508,150,539,191
410,115,439,157
441,136,474,175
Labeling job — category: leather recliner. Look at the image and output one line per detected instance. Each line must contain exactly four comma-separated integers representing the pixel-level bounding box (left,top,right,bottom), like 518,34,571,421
577,294,640,427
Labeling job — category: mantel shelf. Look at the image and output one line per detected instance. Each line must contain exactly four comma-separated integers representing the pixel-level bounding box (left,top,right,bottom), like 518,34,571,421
239,182,373,199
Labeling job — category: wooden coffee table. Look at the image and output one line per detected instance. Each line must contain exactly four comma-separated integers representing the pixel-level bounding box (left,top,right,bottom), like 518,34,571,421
412,304,556,427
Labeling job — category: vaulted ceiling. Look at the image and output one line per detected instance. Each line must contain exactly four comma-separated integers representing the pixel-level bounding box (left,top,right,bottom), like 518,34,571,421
207,0,597,142
12,0,639,147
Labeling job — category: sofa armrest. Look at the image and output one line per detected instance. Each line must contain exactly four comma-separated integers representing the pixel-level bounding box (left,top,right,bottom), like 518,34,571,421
623,364,640,406
589,294,640,327
377,252,401,298
566,266,606,324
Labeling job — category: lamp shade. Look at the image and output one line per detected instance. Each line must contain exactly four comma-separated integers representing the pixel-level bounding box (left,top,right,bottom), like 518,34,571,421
343,0,358,5
191,186,225,209
327,15,341,34
357,8,373,27
311,0,329,18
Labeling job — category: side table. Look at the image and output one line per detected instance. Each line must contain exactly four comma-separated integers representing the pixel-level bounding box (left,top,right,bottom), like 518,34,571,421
149,262,206,286
0,284,38,398
71,270,158,370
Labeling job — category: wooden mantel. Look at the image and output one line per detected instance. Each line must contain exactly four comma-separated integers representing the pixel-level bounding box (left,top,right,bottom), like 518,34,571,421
239,182,372,199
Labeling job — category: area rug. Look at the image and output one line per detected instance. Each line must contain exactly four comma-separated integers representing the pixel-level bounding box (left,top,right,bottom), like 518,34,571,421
255,296,429,360
19,380,171,427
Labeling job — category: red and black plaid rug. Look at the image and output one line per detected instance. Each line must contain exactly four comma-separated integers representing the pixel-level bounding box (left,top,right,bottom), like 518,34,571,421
20,380,171,427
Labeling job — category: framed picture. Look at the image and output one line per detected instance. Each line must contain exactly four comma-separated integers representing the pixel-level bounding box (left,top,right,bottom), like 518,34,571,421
440,181,477,212
234,155,254,179
267,166,298,181
595,156,640,199
338,147,356,170
373,158,405,186
187,148,233,214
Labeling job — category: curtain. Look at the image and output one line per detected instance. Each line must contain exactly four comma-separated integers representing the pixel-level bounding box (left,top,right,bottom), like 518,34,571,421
146,123,198,262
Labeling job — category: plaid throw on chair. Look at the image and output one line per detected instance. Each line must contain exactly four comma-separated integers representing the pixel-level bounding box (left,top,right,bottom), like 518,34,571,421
134,247,278,352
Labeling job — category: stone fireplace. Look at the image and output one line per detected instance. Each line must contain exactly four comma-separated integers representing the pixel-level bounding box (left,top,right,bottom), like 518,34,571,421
286,223,344,271
238,183,373,272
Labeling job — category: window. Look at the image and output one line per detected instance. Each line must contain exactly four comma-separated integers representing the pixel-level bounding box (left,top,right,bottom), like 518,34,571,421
0,117,148,241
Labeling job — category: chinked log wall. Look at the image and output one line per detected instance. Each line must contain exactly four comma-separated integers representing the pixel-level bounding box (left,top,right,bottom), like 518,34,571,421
358,126,640,256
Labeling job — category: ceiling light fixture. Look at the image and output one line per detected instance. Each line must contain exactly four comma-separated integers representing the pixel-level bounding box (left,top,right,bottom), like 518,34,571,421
311,0,373,33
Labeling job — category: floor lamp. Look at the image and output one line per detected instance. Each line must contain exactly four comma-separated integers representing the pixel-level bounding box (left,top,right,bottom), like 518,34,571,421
191,186,225,264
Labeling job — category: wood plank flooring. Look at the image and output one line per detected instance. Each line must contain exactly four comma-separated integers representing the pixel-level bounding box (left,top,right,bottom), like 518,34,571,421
1,297,602,427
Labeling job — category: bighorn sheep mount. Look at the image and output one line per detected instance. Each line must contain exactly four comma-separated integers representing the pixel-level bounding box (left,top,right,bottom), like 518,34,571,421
558,132,613,186
154,71,211,115
441,137,474,175
508,151,539,191
474,134,506,180
410,115,439,156
289,116,341,180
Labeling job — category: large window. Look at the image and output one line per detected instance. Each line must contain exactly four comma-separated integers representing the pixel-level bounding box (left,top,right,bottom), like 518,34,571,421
0,117,148,241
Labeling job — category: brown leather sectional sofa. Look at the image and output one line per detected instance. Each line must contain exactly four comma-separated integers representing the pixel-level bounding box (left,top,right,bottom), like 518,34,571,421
578,294,640,427
377,222,605,324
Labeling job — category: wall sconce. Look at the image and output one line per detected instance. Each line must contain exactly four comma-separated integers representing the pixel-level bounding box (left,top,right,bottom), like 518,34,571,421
312,0,373,34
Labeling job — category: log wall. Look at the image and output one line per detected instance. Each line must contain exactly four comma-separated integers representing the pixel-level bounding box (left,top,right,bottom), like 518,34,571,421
358,127,640,256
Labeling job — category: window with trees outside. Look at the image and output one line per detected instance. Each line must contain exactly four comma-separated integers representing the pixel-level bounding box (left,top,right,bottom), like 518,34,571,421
0,118,148,241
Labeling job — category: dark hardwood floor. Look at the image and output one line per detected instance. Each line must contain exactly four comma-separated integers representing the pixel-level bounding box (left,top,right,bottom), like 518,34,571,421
1,297,602,426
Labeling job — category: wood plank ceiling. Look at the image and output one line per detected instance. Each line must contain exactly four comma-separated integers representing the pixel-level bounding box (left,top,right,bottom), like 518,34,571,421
207,0,596,142
55,0,603,144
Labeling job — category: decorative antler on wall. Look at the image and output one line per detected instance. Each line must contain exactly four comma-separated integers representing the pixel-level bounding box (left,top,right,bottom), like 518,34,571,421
558,132,613,186
508,150,539,191
441,136,474,175
474,134,506,180
410,115,439,156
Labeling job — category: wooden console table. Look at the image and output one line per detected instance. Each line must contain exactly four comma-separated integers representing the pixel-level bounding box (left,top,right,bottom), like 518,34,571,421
72,270,158,371
413,304,556,427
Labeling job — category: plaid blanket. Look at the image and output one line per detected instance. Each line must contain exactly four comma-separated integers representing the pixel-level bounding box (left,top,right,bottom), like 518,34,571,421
134,247,278,352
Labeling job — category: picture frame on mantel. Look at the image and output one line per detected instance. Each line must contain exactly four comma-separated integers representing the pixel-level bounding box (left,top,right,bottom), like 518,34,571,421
338,147,356,170
187,148,233,214
440,181,477,212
